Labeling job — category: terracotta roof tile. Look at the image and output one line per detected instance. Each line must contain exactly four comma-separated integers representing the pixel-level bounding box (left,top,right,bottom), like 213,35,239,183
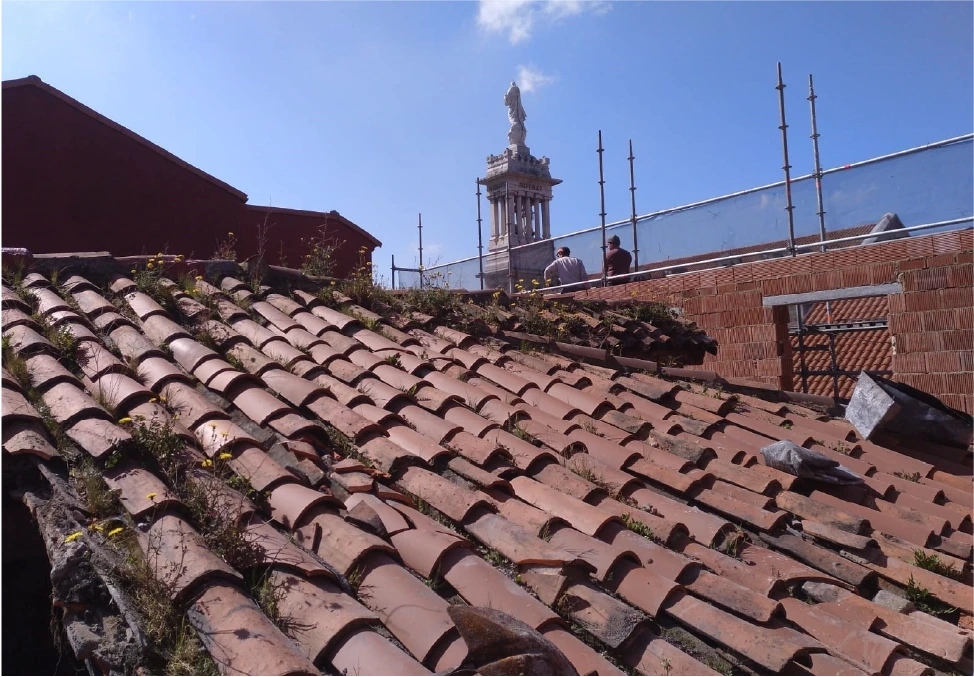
187,581,318,675
6,263,971,676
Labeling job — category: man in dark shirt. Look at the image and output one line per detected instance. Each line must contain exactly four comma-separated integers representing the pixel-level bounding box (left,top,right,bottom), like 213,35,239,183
605,234,632,285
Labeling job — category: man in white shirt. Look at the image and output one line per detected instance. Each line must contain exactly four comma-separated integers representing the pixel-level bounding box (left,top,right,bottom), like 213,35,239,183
543,247,589,293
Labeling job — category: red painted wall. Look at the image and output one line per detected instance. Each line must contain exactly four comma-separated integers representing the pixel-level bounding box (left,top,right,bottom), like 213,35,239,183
2,81,376,276
578,229,974,414
243,206,376,279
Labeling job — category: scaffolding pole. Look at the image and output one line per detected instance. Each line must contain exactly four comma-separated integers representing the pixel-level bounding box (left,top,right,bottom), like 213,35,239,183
391,254,395,289
628,139,639,271
808,74,828,252
776,62,797,257
598,130,608,287
476,178,484,290
808,73,839,340
417,213,424,289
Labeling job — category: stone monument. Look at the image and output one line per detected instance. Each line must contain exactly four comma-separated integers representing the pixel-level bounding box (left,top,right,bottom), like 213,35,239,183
479,82,561,291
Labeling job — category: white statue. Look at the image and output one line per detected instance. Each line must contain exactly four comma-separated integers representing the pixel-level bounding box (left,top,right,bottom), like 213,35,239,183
505,81,527,147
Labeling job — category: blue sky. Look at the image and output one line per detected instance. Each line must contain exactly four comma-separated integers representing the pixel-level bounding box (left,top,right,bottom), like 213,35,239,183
3,1,972,274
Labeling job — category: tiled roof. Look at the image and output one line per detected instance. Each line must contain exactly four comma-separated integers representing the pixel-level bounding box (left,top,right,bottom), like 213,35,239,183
3,261,972,676
791,298,894,399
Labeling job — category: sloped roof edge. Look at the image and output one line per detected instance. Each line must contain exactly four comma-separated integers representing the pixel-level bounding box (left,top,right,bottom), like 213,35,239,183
3,75,248,201
246,204,382,248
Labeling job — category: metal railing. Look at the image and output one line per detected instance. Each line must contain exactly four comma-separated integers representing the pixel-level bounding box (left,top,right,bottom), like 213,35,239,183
398,133,972,291
523,217,973,295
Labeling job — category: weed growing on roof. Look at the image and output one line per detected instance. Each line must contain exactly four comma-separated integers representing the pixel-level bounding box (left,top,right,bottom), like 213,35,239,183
106,528,217,675
423,572,445,593
249,569,294,634
299,227,342,278
506,420,539,446
346,565,365,591
913,550,962,580
894,471,922,483
131,254,183,316
621,513,659,543
212,231,238,262
829,440,852,455
16,286,39,312
619,302,674,326
323,424,374,468
570,461,603,486
906,574,958,618
1,259,26,288
579,418,599,435
166,620,218,676
360,315,382,331
184,478,263,572
397,383,420,398
247,214,275,293
482,548,505,568
74,458,122,519
779,420,793,429
660,624,734,676
2,334,31,389
335,246,394,310
383,353,402,368
713,526,749,559
126,415,185,478
225,353,246,372
660,656,672,676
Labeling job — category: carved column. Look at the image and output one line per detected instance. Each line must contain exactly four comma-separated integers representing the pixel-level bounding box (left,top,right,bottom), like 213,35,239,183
516,195,524,242
542,201,551,239
489,197,498,240
534,200,542,240
506,195,515,243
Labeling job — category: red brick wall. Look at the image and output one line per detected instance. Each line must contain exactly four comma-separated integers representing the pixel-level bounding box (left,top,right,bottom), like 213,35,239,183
2,82,376,277
889,247,974,414
578,229,974,413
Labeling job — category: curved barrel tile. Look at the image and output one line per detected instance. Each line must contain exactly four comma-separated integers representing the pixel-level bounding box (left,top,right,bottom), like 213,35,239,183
187,581,318,675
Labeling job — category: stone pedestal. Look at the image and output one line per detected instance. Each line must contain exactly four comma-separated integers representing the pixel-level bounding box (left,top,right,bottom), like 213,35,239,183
481,241,555,293
479,145,561,264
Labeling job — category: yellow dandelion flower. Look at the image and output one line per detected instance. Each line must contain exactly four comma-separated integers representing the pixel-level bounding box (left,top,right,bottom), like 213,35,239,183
228,232,234,237
195,275,203,281
219,452,232,460
146,492,158,500
91,523,104,532
130,269,137,275
201,459,213,468
64,531,83,543
159,396,167,403
118,417,133,425
146,262,154,270
108,527,124,537
149,397,158,403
